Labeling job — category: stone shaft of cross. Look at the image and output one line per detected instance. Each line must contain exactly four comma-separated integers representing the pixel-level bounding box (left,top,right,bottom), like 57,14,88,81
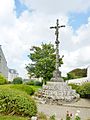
50,19,65,70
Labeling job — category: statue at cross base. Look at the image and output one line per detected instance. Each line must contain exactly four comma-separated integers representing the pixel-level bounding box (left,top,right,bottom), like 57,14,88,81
50,19,65,82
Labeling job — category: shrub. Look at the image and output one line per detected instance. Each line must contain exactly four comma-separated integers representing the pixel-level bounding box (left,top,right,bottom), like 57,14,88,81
68,83,80,93
12,77,23,84
0,74,7,85
26,80,34,85
34,81,43,86
69,82,90,98
78,82,90,98
0,87,37,117
49,115,56,120
82,82,90,94
26,80,42,86
10,84,35,95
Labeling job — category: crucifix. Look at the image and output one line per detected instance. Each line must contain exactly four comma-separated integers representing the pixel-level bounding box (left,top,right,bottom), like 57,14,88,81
50,19,65,70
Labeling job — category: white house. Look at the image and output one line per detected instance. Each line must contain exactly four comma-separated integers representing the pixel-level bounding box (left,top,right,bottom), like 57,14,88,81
67,66,90,85
8,69,19,81
0,45,8,79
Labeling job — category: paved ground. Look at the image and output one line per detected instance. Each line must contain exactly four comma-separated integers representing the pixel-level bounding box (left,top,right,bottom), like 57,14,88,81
37,99,90,120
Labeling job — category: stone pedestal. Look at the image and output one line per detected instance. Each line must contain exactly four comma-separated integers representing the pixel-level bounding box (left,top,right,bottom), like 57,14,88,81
51,69,63,82
37,82,80,104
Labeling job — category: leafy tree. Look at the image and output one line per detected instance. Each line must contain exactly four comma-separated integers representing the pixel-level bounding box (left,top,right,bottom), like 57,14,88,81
12,77,23,84
26,43,63,82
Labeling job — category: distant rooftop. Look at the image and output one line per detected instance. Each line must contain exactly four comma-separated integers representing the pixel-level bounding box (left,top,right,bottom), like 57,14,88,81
9,68,18,74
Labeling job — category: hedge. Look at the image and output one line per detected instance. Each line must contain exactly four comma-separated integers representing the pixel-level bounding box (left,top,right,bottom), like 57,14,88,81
0,87,37,117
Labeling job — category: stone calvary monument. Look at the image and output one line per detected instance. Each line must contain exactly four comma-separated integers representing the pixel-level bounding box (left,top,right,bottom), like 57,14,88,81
50,19,65,82
37,19,80,104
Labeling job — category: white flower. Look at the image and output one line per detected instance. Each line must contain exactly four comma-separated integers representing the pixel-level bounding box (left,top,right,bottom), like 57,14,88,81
76,110,80,113
75,113,79,116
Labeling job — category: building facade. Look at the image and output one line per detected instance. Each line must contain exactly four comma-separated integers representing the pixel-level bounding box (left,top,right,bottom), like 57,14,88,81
8,69,19,81
0,45,8,79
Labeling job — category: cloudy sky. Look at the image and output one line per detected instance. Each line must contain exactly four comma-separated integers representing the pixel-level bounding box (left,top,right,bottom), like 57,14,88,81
0,0,90,78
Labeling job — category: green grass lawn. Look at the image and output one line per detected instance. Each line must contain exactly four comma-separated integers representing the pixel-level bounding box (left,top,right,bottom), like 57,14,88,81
0,115,28,120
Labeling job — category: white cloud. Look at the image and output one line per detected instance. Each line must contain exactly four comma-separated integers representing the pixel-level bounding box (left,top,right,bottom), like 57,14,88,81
0,0,16,27
0,0,90,78
72,17,90,45
22,0,90,15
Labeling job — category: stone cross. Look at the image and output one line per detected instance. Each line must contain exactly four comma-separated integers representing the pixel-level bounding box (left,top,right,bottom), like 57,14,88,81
50,19,65,70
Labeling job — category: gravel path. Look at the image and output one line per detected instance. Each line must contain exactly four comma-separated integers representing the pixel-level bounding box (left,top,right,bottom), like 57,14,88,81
37,99,90,120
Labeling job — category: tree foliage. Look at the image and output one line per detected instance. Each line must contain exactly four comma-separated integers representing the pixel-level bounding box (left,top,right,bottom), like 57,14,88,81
66,68,87,80
26,43,63,81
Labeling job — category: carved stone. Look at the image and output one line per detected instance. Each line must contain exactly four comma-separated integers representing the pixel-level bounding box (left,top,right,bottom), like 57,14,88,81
51,69,63,82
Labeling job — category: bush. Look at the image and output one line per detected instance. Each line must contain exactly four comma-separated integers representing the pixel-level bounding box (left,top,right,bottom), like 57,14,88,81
69,82,90,98
78,82,90,98
82,82,90,95
68,83,80,93
12,77,23,84
26,80,43,86
49,115,56,120
0,87,37,117
26,80,34,85
0,74,7,85
10,84,35,95
34,81,43,86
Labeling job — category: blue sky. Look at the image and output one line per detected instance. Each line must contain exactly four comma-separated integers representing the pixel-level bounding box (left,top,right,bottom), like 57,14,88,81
15,0,90,30
15,0,28,17
68,11,90,30
0,0,90,78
